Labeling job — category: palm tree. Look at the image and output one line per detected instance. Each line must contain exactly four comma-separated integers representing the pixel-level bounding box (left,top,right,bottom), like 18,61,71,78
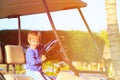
105,0,120,79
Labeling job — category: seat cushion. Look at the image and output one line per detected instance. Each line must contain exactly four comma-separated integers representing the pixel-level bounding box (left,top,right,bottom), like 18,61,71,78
56,71,84,80
4,74,33,80
5,45,25,64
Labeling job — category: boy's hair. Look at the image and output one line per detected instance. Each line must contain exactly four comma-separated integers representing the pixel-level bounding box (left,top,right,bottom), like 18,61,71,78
28,31,42,41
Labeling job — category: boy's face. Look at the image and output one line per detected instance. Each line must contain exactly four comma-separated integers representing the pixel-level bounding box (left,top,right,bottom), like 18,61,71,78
28,37,40,49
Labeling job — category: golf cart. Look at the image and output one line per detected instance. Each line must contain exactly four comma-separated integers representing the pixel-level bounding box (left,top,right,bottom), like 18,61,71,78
0,0,107,80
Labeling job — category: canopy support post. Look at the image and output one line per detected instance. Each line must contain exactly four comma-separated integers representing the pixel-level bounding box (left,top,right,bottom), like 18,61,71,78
77,8,103,61
42,0,79,76
18,16,21,46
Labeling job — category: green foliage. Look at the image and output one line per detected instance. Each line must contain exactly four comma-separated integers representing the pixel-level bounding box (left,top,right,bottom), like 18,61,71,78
42,60,69,76
0,30,18,45
15,65,25,74
99,30,110,47
0,30,105,62
57,30,105,62
0,30,29,45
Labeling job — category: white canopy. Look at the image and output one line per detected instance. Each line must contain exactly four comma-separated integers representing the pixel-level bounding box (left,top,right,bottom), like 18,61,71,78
0,0,87,18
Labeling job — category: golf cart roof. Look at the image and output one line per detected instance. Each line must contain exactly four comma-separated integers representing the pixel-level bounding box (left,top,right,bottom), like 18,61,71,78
0,0,87,19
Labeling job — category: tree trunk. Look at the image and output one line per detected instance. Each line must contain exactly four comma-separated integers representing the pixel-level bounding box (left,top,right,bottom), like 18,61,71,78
105,0,120,79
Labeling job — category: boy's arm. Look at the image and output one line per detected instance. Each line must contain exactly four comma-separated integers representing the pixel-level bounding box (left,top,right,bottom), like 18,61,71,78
26,50,42,66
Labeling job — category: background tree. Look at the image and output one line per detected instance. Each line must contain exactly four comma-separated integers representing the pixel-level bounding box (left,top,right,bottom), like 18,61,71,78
0,30,105,62
105,0,120,79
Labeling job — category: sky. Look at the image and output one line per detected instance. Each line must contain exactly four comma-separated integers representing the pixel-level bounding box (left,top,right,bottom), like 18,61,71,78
0,0,120,32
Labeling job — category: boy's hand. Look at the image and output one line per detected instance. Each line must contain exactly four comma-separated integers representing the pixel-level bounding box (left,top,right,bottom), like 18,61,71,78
41,54,47,61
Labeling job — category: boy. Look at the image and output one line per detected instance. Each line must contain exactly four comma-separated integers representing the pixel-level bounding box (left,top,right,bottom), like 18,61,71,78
25,30,51,80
